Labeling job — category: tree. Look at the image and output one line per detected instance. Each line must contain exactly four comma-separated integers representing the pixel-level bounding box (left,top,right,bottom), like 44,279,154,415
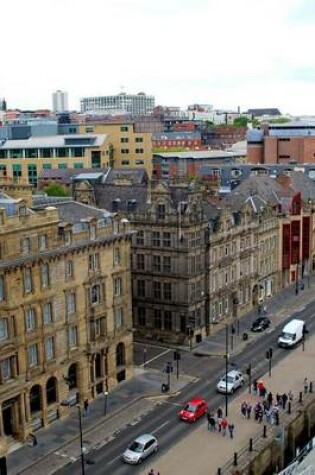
43,183,69,197
233,116,248,127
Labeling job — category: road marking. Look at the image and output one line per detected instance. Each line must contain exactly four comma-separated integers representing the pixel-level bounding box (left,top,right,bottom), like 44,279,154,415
152,421,170,434
107,454,122,465
140,348,171,367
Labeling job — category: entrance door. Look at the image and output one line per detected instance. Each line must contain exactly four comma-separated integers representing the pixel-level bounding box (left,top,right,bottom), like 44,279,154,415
2,405,13,436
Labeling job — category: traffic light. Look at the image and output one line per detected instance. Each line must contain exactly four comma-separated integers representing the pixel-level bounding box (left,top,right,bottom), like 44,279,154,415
246,366,251,376
173,350,181,361
266,348,273,360
165,362,173,374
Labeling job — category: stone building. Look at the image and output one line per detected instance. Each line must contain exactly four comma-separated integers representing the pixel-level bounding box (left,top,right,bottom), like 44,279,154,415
0,184,134,446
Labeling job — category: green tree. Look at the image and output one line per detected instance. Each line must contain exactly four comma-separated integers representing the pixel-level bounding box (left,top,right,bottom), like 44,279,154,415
233,116,248,127
43,183,69,197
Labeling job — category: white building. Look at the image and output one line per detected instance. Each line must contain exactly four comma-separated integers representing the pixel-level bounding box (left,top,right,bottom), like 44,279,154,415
52,90,69,113
80,92,155,116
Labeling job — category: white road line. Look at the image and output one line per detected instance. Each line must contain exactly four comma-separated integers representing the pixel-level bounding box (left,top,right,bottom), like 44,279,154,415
152,421,170,434
107,454,122,465
140,348,171,367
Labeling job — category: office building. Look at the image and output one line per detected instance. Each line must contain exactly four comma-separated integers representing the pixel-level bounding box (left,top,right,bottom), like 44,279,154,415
80,92,155,116
52,90,68,113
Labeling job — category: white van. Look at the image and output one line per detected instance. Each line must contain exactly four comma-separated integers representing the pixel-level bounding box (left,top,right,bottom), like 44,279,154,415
278,319,306,348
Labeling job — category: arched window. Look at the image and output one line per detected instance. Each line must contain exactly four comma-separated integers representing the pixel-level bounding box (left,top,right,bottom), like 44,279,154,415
116,342,126,367
46,377,57,405
30,384,41,413
68,363,77,390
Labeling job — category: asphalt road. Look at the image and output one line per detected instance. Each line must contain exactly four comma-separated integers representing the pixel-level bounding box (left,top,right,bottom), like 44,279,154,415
57,300,315,475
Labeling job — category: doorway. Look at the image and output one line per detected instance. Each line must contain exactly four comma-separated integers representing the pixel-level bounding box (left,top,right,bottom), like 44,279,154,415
2,405,13,436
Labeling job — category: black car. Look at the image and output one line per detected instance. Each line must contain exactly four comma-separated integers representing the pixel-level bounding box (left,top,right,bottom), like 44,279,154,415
251,316,271,332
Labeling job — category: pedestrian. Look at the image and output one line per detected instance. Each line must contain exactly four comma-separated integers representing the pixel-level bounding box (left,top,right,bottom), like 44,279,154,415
282,393,288,410
257,380,264,397
304,377,308,394
217,407,223,419
260,385,267,399
252,380,258,395
276,393,282,407
221,417,228,436
217,416,222,433
267,392,273,409
265,408,272,424
288,390,294,401
240,401,247,419
246,403,252,420
207,412,216,431
228,422,235,439
83,398,89,416
258,304,262,315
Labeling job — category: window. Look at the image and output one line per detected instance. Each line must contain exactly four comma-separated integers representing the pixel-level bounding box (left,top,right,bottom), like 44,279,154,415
164,310,172,330
43,302,53,324
120,126,129,132
163,282,172,300
120,137,129,143
0,275,4,301
65,260,74,280
121,148,129,154
25,308,36,332
114,277,122,297
135,159,144,165
68,326,77,349
136,254,145,270
1,358,12,381
121,160,130,165
85,126,94,133
135,137,143,143
154,309,162,329
138,307,146,326
56,148,67,158
28,344,38,367
153,281,161,300
157,204,166,220
135,148,144,153
24,268,32,293
38,234,47,250
153,255,161,272
66,291,76,314
163,232,171,247
45,337,54,361
163,256,171,273
22,237,31,254
89,253,100,271
115,307,123,327
90,284,101,304
152,231,160,246
114,248,121,266
0,318,8,341
137,279,145,297
136,230,144,245
40,263,50,287
64,232,71,246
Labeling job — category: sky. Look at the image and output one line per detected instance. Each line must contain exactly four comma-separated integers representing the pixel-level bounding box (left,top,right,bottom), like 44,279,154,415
1,0,315,115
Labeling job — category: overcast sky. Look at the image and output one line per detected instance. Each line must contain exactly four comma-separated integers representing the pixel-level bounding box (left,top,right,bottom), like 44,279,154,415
1,0,315,115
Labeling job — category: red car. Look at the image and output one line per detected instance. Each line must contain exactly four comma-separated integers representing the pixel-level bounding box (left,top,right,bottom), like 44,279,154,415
178,398,208,423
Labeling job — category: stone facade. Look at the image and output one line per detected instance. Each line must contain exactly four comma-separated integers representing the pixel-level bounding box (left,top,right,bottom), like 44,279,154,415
0,184,134,446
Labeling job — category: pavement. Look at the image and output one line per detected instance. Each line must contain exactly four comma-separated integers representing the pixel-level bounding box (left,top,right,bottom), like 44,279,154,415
7,275,315,475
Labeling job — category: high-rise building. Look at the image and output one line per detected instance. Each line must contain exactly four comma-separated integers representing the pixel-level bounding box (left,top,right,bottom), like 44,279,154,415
52,90,68,113
80,92,155,116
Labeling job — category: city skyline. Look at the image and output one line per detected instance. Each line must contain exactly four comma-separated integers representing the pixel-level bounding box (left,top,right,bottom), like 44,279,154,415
1,0,314,115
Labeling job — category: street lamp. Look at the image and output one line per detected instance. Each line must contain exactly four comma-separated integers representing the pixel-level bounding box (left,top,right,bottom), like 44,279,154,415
76,404,85,475
225,323,229,417
104,391,108,417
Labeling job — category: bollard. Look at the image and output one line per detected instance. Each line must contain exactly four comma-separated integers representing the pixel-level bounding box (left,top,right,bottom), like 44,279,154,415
263,425,267,438
299,391,303,403
310,382,313,393
233,452,238,466
217,469,221,475
249,438,253,452
288,401,291,414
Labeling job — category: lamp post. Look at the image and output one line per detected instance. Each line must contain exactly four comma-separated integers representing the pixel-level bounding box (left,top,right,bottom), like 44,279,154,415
143,348,147,369
225,323,229,417
104,391,108,417
76,404,85,475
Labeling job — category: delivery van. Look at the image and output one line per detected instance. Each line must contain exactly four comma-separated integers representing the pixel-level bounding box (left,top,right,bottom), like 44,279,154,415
278,319,306,348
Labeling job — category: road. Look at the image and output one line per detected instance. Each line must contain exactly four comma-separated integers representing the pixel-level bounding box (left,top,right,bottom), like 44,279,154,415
57,300,315,474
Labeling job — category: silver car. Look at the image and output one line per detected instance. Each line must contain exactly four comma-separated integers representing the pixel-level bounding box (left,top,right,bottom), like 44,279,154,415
217,370,244,394
122,433,158,464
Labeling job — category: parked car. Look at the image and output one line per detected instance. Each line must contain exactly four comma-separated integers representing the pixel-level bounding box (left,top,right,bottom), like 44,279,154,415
178,397,208,422
251,316,271,332
216,370,244,394
122,434,158,464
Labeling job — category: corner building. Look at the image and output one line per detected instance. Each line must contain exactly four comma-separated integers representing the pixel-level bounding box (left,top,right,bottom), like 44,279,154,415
0,184,133,448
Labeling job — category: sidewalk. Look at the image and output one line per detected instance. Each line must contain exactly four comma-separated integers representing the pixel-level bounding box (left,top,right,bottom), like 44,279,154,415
7,275,315,474
141,334,315,475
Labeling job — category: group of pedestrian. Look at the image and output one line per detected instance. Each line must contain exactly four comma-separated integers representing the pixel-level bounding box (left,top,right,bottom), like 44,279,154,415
207,407,235,438
252,379,267,397
240,401,252,419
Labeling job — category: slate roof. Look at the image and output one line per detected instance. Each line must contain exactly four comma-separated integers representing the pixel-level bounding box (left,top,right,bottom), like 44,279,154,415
94,184,148,213
283,171,315,203
38,168,107,185
43,201,111,224
246,108,281,116
104,168,148,185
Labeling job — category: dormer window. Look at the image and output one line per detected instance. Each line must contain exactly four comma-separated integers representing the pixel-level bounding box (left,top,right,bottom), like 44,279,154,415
127,199,137,212
157,203,166,220
112,198,121,213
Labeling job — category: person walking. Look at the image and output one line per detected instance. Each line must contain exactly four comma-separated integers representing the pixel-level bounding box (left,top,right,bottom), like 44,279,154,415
221,417,228,436
217,416,223,433
207,412,216,432
240,401,247,419
217,407,223,419
246,403,252,420
304,377,309,394
282,393,288,410
228,422,235,439
267,392,273,409
83,398,90,416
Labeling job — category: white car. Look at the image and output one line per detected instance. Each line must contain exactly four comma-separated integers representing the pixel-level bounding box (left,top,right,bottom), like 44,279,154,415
122,433,158,464
216,370,244,394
